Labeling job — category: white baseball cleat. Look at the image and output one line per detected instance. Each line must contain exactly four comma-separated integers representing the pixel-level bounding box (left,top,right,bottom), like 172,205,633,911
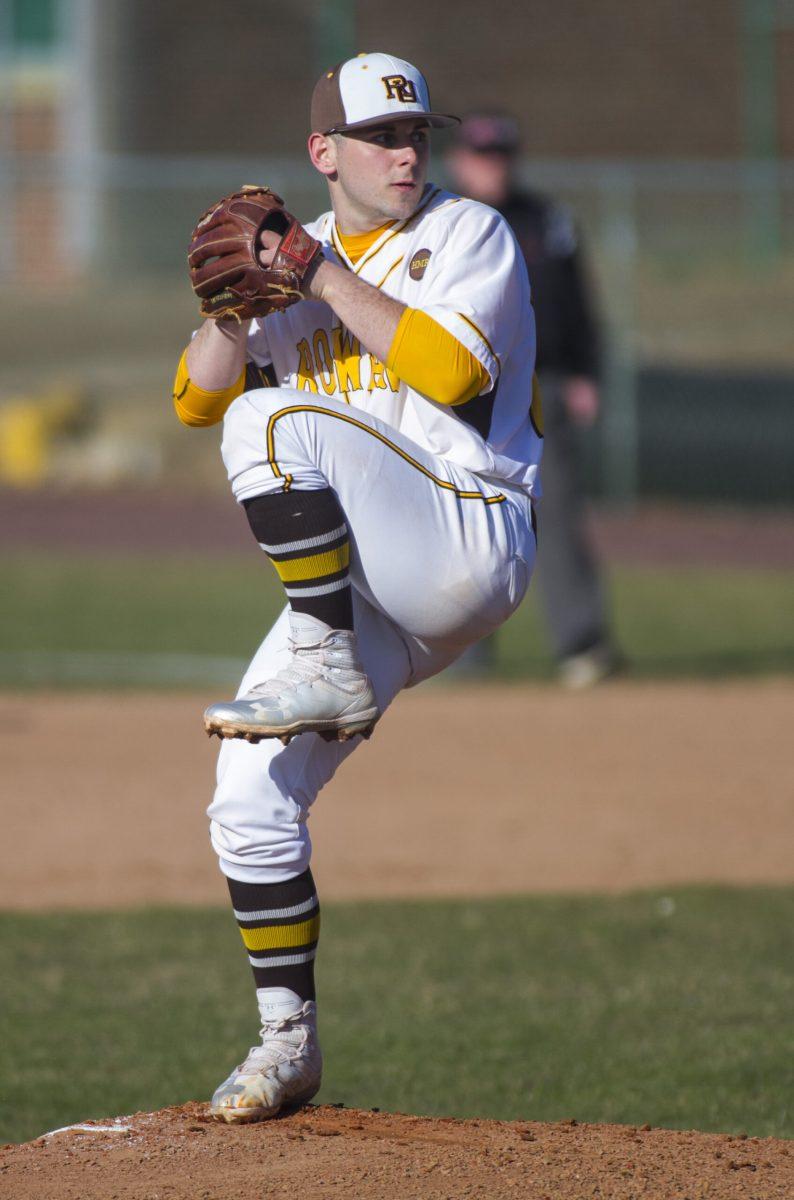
210,989,322,1124
204,612,380,745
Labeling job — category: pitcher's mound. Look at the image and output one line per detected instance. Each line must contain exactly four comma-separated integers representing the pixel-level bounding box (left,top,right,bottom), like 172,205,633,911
3,1103,791,1199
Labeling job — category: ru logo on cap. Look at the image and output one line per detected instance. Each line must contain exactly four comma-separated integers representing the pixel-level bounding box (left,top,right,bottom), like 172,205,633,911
382,75,418,103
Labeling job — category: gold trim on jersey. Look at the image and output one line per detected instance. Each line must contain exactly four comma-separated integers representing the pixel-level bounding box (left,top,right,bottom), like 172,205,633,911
456,313,499,367
325,191,460,273
352,187,441,275
330,224,353,271
327,186,442,278
429,197,462,215
264,403,506,504
375,255,405,289
337,221,396,265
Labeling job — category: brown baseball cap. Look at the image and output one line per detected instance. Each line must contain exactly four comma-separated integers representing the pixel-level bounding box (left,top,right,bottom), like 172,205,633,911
311,52,459,135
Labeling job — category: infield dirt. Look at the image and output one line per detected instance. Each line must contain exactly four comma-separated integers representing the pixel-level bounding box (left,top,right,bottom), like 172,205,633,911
1,678,791,908
3,1102,792,1200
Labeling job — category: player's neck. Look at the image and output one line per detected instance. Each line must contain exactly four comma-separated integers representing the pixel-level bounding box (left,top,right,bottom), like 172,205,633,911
336,217,392,237
333,206,391,238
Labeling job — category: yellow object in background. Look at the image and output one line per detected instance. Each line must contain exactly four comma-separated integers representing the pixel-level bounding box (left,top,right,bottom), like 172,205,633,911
0,390,84,487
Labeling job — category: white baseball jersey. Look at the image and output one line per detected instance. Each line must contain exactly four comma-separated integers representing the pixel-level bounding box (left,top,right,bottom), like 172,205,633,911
243,185,542,496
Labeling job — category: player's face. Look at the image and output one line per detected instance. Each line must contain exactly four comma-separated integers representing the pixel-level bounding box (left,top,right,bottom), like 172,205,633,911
333,119,431,229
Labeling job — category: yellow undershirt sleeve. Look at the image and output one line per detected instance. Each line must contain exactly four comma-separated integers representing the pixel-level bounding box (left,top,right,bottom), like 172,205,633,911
172,348,246,428
386,308,491,407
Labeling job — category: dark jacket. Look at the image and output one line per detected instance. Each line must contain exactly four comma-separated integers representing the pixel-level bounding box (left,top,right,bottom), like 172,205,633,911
499,190,600,381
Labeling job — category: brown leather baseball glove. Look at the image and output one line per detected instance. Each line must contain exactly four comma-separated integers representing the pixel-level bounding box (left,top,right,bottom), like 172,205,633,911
188,185,322,322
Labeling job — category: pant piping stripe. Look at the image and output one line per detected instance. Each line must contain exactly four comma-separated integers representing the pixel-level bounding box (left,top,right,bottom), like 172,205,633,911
264,404,506,505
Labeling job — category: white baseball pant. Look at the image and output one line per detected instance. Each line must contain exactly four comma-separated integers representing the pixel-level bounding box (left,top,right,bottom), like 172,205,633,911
207,387,536,883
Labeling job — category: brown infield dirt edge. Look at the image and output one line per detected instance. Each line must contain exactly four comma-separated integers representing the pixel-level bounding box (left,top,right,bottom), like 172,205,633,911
3,1103,792,1200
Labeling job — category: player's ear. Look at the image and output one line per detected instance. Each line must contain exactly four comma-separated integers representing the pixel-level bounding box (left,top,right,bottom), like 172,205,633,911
308,132,338,179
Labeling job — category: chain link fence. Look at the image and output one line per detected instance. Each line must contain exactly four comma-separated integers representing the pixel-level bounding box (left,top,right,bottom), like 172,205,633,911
1,150,793,503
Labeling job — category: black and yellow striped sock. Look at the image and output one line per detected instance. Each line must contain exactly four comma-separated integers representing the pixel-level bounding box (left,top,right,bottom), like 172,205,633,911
227,869,320,1000
243,488,353,631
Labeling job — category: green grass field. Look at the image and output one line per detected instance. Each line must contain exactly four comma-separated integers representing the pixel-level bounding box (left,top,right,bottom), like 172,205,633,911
1,553,793,685
0,887,791,1145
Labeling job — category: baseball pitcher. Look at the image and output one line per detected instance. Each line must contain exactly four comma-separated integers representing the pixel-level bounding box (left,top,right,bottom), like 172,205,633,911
173,52,542,1122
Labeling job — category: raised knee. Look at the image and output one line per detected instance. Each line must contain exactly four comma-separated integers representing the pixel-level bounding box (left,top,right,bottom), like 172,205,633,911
240,385,306,419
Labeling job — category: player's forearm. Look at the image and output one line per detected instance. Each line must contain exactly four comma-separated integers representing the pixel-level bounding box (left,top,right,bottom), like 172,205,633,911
173,348,245,427
186,317,251,391
307,260,405,364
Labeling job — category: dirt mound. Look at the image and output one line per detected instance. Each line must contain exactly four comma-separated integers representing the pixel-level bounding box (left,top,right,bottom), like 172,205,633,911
3,1103,790,1200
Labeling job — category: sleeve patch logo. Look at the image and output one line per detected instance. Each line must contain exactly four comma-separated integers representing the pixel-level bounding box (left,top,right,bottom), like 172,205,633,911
409,248,432,280
382,75,418,103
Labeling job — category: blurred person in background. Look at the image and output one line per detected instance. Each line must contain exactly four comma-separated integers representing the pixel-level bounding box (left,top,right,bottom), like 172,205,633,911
447,113,622,687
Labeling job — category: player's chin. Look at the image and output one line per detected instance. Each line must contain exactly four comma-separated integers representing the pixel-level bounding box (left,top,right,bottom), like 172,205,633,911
387,183,422,217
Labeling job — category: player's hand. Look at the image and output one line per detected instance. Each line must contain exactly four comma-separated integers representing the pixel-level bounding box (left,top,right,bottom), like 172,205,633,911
563,377,600,426
256,228,283,270
257,230,330,301
259,238,332,304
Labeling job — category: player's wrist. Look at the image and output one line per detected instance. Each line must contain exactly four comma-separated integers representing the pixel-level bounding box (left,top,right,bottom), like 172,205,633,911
212,315,253,334
303,258,336,303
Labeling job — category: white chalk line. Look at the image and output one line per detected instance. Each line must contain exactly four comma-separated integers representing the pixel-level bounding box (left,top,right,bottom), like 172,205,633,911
43,1118,132,1137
